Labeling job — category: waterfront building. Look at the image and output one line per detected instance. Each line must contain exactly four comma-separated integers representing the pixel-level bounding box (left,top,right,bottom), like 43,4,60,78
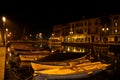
48,33,61,45
108,14,120,43
51,14,120,43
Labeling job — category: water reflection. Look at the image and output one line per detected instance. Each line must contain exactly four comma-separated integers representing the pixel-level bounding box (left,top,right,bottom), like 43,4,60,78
63,46,88,53
48,44,89,53
5,44,120,80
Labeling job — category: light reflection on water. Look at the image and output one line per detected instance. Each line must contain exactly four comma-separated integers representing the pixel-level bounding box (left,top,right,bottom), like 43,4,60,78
5,44,120,80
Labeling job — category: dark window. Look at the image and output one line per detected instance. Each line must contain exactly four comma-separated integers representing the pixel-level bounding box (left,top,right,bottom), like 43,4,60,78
88,22,91,26
95,22,98,25
114,16,119,20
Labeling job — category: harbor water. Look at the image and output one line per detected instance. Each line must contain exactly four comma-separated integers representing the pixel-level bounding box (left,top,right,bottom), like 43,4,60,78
4,44,120,80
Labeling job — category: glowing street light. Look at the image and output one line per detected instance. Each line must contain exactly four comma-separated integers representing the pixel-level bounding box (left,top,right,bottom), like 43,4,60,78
6,28,8,32
101,27,109,43
102,27,109,32
2,17,6,22
2,16,6,46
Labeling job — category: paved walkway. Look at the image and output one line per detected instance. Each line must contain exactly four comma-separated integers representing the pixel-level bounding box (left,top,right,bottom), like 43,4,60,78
0,47,6,80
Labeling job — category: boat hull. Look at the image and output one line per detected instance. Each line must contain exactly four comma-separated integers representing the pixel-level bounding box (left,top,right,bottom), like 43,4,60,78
31,58,90,71
19,51,51,61
34,62,110,80
19,55,48,61
34,69,103,80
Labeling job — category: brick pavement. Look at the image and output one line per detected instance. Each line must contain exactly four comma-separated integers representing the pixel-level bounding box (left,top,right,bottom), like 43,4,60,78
0,47,6,80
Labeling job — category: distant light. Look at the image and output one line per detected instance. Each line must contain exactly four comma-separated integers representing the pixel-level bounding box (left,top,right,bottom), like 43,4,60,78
51,50,54,53
102,28,105,31
7,34,10,37
39,33,42,36
9,52,12,56
69,31,73,35
9,32,12,34
52,33,54,36
6,61,8,65
115,22,118,27
6,28,8,31
7,47,11,52
29,34,32,37
106,28,109,31
73,48,76,52
2,16,6,22
67,47,70,51
115,29,118,33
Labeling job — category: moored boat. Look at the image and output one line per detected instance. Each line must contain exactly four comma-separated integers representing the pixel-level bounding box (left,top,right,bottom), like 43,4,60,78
19,50,51,55
31,62,69,71
19,55,48,61
34,61,111,80
31,59,90,71
18,50,52,61
31,53,91,71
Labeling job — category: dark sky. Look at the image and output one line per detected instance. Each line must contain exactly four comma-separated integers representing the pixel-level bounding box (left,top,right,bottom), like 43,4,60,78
0,1,120,38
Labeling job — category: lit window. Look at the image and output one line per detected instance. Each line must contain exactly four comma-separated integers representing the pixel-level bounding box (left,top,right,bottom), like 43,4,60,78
114,22,118,27
115,29,118,33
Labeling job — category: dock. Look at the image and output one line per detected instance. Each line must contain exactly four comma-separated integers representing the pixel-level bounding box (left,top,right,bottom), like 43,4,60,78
0,47,6,80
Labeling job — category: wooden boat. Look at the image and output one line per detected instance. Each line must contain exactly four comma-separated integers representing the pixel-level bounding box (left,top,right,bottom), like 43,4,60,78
10,42,47,52
36,51,88,62
14,48,39,52
9,43,34,51
31,62,69,71
31,52,92,71
19,61,32,67
19,50,52,61
34,61,110,80
31,52,91,71
19,50,51,55
19,55,48,61
31,59,90,71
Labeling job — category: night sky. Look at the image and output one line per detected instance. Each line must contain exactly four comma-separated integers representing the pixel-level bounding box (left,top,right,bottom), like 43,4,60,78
0,1,120,38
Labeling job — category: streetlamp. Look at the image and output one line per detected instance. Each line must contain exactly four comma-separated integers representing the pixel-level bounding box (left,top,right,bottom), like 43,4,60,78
101,27,109,43
2,16,6,46
2,17,6,22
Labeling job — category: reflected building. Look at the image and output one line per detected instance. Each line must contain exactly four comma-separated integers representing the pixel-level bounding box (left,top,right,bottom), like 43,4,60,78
51,14,120,43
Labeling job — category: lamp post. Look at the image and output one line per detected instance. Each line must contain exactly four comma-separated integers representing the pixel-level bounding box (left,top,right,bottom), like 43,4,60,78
101,27,109,43
5,28,9,44
2,16,6,46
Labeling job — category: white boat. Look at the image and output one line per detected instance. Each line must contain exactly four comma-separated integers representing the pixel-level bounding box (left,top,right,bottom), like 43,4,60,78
19,50,52,61
31,62,69,71
31,59,90,71
19,50,51,55
10,43,39,51
34,62,110,80
31,53,91,71
19,55,48,61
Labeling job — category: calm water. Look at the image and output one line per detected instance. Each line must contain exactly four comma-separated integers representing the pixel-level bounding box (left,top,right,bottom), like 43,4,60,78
4,44,120,80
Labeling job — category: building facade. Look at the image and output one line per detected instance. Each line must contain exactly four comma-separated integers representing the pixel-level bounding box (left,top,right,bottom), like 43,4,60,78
50,14,120,43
